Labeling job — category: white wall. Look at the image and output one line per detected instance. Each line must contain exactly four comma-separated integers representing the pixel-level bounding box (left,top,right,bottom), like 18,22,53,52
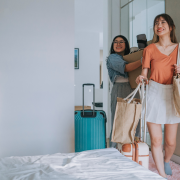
74,0,103,107
112,0,121,38
102,0,122,138
104,0,123,138
121,0,129,40
166,0,180,42
103,0,112,138
74,31,99,106
74,0,103,33
0,0,74,157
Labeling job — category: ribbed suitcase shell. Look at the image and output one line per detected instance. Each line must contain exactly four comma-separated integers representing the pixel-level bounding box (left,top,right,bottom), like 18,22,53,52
75,110,106,152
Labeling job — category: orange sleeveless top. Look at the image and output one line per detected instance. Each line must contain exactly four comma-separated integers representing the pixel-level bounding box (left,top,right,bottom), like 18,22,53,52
142,43,178,84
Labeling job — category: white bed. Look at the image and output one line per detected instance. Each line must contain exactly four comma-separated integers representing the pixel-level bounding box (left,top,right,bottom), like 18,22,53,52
0,148,165,180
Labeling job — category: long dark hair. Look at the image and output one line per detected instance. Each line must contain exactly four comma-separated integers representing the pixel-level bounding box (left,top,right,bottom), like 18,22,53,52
152,13,178,43
110,35,130,55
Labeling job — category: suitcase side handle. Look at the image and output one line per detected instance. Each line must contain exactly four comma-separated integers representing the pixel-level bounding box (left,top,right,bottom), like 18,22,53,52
82,83,95,116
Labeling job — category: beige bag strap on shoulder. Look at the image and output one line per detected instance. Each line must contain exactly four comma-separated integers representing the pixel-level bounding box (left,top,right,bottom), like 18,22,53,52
175,43,180,76
139,80,148,142
177,43,180,66
173,43,180,117
176,43,180,77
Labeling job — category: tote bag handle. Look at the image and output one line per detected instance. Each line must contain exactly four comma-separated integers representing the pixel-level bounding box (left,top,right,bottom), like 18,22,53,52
177,43,180,66
123,83,141,103
139,79,148,142
123,81,146,104
176,43,180,78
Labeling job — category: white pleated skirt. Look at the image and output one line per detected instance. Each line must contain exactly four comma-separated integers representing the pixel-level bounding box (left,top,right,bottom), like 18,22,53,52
146,80,180,124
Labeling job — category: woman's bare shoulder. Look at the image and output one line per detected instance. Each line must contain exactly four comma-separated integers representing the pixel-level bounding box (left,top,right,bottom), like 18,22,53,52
172,43,179,48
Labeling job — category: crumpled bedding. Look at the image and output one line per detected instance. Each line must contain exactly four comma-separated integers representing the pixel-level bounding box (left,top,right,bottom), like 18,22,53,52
0,148,165,180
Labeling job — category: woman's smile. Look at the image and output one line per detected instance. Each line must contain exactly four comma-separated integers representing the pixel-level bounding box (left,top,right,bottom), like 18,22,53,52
157,27,164,32
116,46,123,49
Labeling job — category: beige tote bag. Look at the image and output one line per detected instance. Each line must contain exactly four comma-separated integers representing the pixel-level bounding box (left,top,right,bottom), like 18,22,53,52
111,84,143,144
173,43,180,117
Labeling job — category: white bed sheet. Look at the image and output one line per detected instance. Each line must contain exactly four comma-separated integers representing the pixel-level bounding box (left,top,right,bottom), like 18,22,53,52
0,148,165,180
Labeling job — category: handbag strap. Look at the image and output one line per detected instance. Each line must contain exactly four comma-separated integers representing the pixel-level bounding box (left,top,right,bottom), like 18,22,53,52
177,43,180,66
124,83,142,104
135,79,147,142
142,81,148,143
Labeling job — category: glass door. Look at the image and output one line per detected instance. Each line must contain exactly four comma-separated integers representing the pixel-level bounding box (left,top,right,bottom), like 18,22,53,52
121,0,165,47
120,0,165,148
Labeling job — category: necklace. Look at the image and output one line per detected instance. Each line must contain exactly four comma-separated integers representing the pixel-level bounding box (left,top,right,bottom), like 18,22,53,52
160,43,173,51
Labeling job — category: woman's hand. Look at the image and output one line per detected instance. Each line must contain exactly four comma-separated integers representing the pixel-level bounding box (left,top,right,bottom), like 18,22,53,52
136,75,147,85
136,68,148,84
174,64,180,74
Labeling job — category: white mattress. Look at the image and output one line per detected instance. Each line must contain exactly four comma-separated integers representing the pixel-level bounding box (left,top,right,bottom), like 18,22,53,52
0,148,165,180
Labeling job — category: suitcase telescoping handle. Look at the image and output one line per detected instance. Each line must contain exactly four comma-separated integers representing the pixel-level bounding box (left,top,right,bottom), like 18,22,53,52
139,79,148,143
82,84,95,116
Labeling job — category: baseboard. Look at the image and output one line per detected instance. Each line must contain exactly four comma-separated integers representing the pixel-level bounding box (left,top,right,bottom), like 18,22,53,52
163,150,180,165
170,154,180,165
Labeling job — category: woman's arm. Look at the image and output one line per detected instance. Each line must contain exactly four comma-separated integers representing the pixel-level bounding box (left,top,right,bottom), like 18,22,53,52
174,64,180,74
124,59,141,72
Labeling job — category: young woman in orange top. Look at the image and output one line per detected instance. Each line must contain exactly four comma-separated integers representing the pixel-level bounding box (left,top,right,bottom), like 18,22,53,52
136,14,180,179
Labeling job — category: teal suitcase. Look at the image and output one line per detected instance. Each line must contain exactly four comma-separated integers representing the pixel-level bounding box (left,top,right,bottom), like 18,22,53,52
75,84,106,152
